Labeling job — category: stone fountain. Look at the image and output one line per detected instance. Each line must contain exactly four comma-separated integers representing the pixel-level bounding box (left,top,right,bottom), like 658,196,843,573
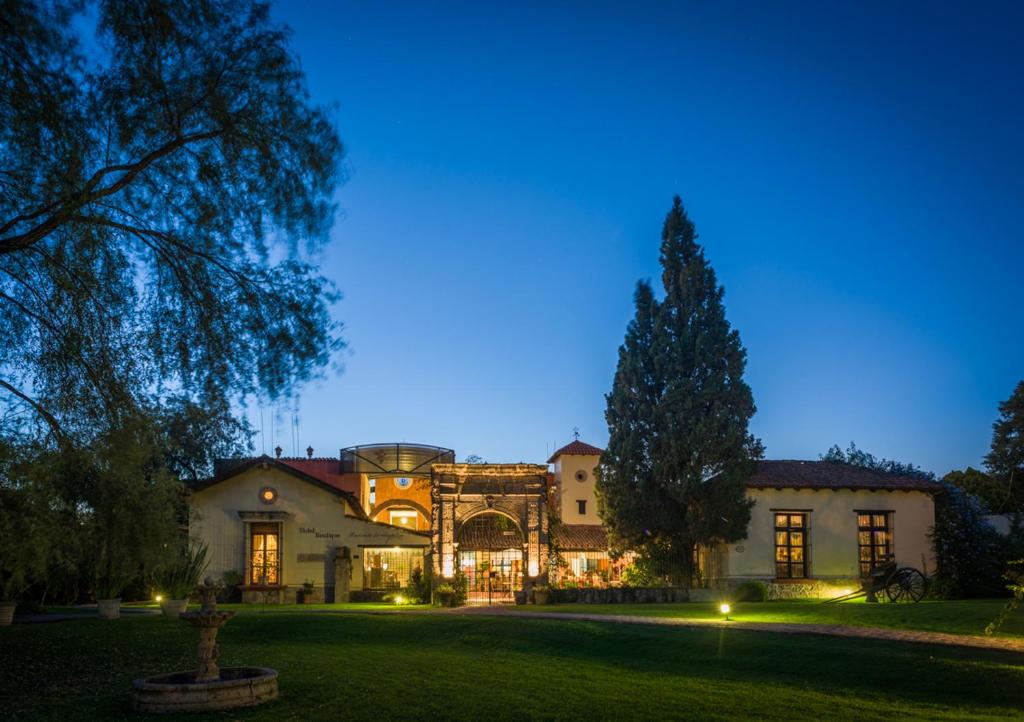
133,578,278,713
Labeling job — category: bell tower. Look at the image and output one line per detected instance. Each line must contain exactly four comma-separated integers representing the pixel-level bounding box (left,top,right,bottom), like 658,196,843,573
547,434,604,525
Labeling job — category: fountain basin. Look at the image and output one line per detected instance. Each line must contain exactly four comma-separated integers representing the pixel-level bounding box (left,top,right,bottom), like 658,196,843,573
133,666,278,713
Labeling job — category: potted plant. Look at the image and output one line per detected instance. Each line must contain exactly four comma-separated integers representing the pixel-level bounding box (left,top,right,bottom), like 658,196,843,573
155,541,209,617
95,574,127,619
533,585,550,605
301,580,316,604
435,583,455,607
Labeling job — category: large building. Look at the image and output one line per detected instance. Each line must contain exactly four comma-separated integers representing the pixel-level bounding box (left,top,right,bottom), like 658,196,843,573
188,439,941,603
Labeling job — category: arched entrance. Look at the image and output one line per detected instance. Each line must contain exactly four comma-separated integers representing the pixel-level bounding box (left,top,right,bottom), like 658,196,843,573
431,462,550,603
457,513,524,604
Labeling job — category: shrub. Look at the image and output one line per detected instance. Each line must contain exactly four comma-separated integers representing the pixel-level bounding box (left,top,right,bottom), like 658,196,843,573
154,541,209,600
930,483,1006,598
409,566,431,603
621,563,667,588
452,568,469,606
732,581,767,602
217,570,243,603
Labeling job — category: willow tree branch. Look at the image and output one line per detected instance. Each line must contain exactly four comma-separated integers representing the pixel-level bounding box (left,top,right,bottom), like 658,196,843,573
0,129,222,254
0,378,67,445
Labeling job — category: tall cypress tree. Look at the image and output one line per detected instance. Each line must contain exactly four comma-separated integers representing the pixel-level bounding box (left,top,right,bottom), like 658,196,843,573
597,196,762,586
984,381,1024,512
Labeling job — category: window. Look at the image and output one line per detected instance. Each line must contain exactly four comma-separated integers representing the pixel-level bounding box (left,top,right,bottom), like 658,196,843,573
368,478,376,507
249,523,280,585
388,508,419,527
577,499,587,515
857,512,893,577
774,512,808,579
363,547,425,590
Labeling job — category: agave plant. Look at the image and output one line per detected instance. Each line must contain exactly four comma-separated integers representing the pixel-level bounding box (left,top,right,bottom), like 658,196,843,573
157,540,210,600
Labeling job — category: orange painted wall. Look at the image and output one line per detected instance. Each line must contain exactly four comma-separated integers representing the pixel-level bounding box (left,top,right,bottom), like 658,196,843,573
369,475,432,530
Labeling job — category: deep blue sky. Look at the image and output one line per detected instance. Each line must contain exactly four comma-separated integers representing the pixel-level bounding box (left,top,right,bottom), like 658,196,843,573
256,1,1023,476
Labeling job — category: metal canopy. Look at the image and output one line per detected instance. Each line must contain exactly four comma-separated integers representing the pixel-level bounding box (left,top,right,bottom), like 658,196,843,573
339,443,455,477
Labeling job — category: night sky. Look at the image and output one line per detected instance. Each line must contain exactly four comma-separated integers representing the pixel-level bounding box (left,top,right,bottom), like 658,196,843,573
257,1,1023,476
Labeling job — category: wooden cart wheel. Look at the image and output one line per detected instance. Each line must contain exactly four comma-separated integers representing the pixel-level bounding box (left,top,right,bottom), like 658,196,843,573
885,568,927,603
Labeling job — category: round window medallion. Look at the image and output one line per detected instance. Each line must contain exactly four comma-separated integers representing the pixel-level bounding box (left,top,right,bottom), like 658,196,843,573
259,487,278,505
574,469,588,482
394,477,412,490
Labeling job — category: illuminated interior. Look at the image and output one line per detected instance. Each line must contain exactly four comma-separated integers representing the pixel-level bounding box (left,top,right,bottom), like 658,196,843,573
362,547,426,590
551,550,637,588
457,513,524,603
249,523,280,585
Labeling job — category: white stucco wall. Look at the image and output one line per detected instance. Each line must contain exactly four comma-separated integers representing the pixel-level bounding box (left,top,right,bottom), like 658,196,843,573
189,465,429,591
724,488,937,580
554,454,601,525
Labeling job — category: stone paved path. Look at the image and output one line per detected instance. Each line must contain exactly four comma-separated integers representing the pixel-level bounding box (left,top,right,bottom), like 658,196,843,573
447,606,1024,654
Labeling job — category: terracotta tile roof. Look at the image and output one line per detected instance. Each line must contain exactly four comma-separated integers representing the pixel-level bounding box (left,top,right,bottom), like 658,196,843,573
276,458,361,496
746,460,943,492
551,524,608,551
548,439,604,463
457,525,524,551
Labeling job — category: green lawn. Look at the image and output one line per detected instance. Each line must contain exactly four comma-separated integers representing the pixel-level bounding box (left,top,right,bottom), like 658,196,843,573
514,599,1024,638
3,609,1024,720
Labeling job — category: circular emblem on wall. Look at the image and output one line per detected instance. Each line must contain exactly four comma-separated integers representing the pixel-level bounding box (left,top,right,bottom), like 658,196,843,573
735,544,745,554
394,477,412,490
575,469,588,482
259,486,278,505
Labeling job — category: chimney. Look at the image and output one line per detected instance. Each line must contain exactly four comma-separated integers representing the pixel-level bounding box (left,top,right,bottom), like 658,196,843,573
274,445,282,459
306,445,314,459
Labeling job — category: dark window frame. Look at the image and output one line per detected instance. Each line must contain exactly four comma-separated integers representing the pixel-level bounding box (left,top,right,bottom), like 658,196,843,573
249,522,282,586
856,511,894,577
774,511,809,579
577,499,587,515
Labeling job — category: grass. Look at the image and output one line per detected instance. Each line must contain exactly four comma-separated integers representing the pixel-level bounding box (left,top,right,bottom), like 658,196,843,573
3,608,1024,720
513,598,1024,638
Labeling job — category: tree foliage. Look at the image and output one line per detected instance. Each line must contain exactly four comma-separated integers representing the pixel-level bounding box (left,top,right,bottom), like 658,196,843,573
820,441,934,479
983,381,1024,513
0,0,344,446
929,481,1007,598
0,0,342,602
597,197,762,587
943,466,1010,514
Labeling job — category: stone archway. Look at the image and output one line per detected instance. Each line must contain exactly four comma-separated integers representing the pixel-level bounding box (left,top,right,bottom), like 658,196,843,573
431,463,549,601
456,512,525,604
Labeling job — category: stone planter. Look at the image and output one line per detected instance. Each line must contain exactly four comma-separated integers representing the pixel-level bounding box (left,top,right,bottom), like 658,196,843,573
97,598,121,619
0,600,16,626
533,589,550,605
161,599,189,618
